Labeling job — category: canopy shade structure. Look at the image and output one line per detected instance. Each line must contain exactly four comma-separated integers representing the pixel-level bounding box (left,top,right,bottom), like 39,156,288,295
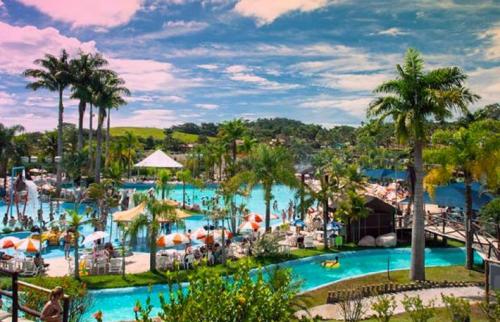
113,202,146,222
402,182,493,211
157,208,192,222
134,150,183,168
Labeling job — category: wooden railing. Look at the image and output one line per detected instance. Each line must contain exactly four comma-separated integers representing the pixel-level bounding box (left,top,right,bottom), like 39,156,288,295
0,269,70,322
326,280,484,304
397,212,499,259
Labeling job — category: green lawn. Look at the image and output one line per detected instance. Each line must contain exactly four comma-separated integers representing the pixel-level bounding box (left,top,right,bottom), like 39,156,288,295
109,127,214,143
110,127,165,140
300,266,484,308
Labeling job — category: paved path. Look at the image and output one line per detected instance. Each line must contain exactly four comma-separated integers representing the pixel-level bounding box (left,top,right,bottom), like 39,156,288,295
296,286,485,320
44,253,151,277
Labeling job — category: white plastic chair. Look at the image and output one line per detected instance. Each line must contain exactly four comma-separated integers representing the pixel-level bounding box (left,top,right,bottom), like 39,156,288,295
95,258,107,274
21,260,38,277
109,258,122,274
304,236,315,249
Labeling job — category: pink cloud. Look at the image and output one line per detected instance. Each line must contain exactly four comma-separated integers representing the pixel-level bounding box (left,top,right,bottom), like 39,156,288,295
15,0,142,28
0,22,97,74
234,0,331,26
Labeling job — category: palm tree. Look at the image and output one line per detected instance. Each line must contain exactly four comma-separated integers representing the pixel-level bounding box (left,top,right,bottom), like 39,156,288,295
23,50,72,193
0,124,24,189
156,170,171,200
122,131,139,178
367,48,478,280
218,119,247,176
67,209,93,280
92,72,130,183
176,169,192,209
129,194,175,272
424,119,499,269
70,52,109,151
230,144,298,232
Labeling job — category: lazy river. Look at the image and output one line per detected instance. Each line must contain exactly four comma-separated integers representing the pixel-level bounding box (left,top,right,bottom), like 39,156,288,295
85,247,480,321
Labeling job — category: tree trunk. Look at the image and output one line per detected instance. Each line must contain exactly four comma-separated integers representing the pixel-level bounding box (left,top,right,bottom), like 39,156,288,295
464,172,474,270
121,232,126,277
89,103,94,173
265,187,271,232
95,108,104,183
105,107,111,169
300,173,305,220
77,100,86,151
127,146,132,179
323,175,329,249
56,88,64,195
231,140,237,176
410,140,426,281
182,181,186,209
150,218,157,272
74,233,80,280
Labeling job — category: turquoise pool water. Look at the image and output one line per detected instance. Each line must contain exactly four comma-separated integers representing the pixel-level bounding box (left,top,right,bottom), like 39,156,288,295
86,247,479,321
0,184,297,257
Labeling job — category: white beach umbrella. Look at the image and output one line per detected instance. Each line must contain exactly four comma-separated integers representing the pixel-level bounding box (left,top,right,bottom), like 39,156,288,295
83,231,108,244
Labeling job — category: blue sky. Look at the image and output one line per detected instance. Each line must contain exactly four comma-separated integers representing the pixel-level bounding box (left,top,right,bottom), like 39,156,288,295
0,0,499,131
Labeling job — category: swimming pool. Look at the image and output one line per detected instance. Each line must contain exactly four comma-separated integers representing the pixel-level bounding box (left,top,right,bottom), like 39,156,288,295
0,184,297,257
85,247,479,321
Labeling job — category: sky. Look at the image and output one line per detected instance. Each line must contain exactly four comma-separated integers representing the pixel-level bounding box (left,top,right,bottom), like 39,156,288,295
0,0,499,132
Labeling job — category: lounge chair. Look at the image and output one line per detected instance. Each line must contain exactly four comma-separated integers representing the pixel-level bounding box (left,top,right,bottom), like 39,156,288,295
304,236,315,249
20,260,38,277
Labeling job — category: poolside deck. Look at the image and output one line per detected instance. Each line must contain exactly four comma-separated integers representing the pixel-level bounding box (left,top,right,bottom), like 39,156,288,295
44,252,151,277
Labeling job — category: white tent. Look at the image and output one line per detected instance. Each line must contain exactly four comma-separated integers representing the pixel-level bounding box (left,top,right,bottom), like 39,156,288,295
134,150,183,168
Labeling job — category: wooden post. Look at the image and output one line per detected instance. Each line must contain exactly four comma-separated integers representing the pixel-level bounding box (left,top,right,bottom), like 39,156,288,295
484,260,490,304
12,272,18,322
62,297,70,322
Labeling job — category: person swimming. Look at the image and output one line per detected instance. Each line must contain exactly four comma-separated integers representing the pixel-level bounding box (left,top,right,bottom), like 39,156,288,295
321,256,340,268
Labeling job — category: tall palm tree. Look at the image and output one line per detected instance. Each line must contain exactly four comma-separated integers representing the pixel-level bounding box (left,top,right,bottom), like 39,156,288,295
70,52,109,151
218,119,247,176
92,72,130,183
129,194,175,272
24,50,72,193
176,169,192,209
367,48,478,280
121,131,140,178
424,119,499,269
0,124,24,189
230,144,298,232
67,209,93,280
156,170,171,200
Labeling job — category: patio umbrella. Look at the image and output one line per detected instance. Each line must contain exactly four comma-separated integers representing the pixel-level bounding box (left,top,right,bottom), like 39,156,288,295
190,227,208,240
212,229,233,240
15,238,40,253
83,231,108,245
244,213,263,223
157,233,190,247
0,236,20,249
239,221,260,231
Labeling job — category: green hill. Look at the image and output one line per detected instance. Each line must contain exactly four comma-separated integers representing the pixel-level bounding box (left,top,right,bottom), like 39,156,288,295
110,127,204,144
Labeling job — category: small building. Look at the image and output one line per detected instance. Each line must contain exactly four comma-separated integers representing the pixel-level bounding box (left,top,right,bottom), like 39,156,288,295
346,195,399,243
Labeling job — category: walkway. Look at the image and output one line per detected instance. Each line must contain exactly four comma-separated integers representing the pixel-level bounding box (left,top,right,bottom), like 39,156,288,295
296,286,484,320
44,253,150,277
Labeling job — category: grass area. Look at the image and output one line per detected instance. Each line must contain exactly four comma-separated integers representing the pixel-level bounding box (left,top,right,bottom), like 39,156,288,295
110,127,215,143
346,306,489,322
110,127,165,140
300,266,484,308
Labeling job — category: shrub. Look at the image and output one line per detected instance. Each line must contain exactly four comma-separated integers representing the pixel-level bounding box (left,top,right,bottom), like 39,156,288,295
372,295,397,322
338,290,366,322
134,261,301,322
479,290,500,322
252,233,281,257
442,294,471,322
401,295,435,322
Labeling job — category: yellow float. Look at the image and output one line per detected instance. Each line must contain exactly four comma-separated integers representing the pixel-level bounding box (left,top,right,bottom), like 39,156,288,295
321,260,340,268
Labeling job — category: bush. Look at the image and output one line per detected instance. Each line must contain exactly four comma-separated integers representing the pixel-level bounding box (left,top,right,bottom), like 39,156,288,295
20,276,92,322
372,295,397,322
252,233,281,257
134,261,302,322
442,294,471,322
401,295,435,322
338,291,366,322
479,290,500,322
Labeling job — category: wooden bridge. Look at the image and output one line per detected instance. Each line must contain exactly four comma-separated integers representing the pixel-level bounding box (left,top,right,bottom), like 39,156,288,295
397,213,499,260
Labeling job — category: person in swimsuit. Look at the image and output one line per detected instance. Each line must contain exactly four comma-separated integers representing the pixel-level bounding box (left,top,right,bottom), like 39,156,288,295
41,286,63,322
